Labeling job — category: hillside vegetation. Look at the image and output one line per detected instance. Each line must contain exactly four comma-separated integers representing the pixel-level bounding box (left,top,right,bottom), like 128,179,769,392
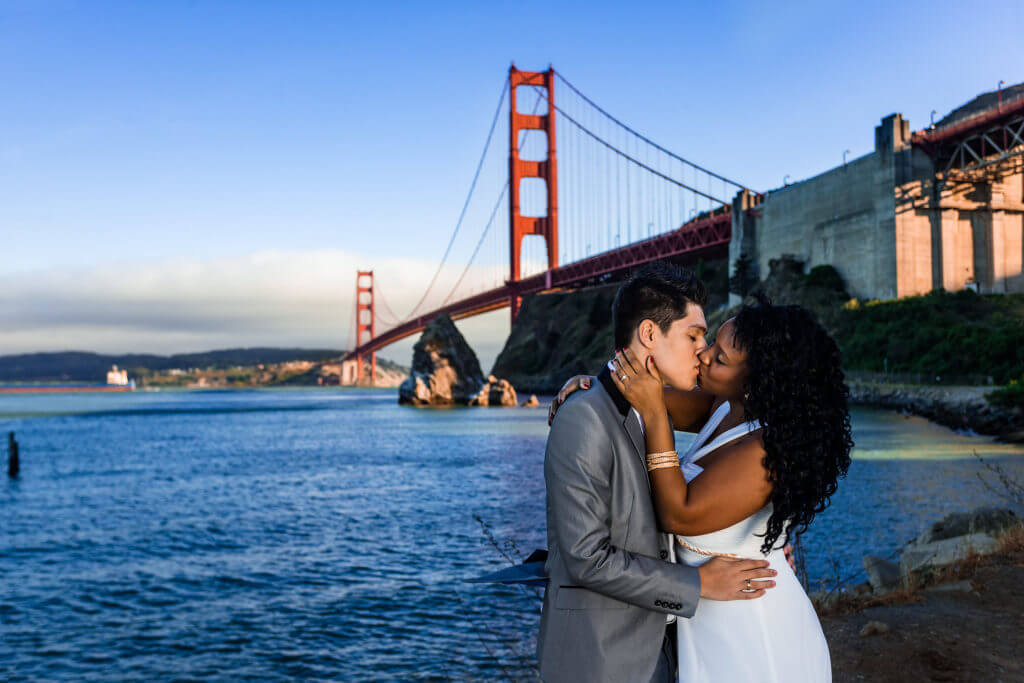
834,290,1024,385
491,255,1024,395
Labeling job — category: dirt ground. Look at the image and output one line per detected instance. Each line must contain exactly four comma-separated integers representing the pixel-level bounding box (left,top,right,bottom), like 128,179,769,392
823,552,1024,682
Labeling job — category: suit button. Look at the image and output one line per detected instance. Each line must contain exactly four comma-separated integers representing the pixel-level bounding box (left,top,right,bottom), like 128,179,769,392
655,600,663,607
659,550,668,559
673,603,681,609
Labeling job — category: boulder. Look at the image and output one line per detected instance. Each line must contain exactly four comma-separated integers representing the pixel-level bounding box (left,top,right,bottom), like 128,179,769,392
398,314,486,406
521,394,540,408
899,532,999,580
862,555,900,594
469,375,518,407
918,507,1019,544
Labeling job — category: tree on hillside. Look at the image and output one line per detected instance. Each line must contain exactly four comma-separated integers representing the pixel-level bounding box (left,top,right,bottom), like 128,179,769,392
730,252,757,297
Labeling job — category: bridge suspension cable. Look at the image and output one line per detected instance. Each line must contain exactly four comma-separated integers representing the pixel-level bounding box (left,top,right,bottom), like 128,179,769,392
373,284,405,326
440,182,509,306
553,70,755,194
540,89,727,205
401,79,509,321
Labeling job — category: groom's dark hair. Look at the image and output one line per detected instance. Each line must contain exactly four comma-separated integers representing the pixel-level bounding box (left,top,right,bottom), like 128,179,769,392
612,261,707,349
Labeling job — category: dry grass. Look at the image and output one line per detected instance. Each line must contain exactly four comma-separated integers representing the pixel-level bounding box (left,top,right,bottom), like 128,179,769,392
812,548,991,618
997,521,1024,554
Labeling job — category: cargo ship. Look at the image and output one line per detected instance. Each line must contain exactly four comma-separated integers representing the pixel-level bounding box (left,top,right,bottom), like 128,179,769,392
0,365,137,394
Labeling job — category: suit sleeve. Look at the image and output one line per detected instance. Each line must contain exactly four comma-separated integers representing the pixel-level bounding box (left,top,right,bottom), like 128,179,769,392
546,400,701,618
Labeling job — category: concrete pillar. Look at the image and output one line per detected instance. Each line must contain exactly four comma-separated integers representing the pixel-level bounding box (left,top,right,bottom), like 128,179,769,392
929,193,944,291
940,208,975,292
987,178,1023,293
728,189,759,306
341,359,358,386
873,114,906,299
895,208,933,297
972,209,992,292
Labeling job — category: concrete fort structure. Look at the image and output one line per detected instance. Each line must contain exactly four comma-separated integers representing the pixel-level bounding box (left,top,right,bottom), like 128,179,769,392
731,82,1024,301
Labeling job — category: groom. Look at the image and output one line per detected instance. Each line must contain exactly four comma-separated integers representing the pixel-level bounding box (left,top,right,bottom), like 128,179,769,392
538,262,777,683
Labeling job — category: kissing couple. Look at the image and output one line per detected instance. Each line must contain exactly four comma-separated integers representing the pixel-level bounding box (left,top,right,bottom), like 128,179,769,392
539,261,853,682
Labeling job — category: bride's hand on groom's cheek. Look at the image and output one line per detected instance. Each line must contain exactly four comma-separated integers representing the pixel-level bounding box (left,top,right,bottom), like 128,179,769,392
547,375,594,426
611,348,664,418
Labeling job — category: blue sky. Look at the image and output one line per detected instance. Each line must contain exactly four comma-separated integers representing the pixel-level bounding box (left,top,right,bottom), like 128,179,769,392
2,0,1021,368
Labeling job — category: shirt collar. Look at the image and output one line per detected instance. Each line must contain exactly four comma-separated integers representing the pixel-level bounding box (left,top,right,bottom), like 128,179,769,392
597,365,631,417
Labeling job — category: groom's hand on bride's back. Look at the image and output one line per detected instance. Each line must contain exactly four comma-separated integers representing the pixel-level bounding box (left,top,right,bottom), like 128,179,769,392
548,375,594,426
698,557,777,601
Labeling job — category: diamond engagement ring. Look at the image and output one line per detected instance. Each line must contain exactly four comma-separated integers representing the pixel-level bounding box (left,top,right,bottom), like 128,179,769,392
619,374,627,381
746,579,752,589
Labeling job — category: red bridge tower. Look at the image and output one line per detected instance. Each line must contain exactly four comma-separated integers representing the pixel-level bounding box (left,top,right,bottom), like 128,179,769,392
354,270,376,385
508,66,558,321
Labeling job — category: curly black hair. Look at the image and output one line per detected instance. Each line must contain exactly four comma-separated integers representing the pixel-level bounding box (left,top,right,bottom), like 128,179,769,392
731,298,854,554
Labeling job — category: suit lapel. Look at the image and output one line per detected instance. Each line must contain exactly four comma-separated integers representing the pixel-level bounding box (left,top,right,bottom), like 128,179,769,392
623,411,652,492
598,367,651,489
622,411,645,462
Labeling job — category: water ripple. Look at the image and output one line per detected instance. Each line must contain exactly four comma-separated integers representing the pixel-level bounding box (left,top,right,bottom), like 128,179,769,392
0,392,1021,679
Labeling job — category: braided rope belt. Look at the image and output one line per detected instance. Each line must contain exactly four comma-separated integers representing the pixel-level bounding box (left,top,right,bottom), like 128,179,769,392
676,538,744,559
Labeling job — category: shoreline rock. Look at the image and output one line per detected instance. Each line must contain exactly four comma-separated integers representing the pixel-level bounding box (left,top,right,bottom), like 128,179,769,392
849,380,1024,442
398,314,486,406
468,376,518,407
398,314,520,407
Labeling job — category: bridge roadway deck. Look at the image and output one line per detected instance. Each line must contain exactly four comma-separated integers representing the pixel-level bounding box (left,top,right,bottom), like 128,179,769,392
344,210,731,361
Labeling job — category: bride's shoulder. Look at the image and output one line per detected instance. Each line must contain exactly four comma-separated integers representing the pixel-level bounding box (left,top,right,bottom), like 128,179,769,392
701,429,767,471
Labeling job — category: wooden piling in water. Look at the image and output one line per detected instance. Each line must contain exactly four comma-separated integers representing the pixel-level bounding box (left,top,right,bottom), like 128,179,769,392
8,431,18,478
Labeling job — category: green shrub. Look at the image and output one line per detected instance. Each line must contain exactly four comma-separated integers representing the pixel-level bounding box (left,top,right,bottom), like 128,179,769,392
988,377,1024,408
832,292,1024,384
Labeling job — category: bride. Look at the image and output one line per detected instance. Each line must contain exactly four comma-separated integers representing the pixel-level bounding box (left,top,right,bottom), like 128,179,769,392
552,298,853,682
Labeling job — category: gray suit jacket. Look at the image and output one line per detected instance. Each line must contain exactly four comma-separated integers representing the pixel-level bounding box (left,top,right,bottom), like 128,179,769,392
537,367,701,683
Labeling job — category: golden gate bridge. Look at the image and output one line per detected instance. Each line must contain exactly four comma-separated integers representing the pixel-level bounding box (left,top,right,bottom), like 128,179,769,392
344,66,1024,383
343,65,756,382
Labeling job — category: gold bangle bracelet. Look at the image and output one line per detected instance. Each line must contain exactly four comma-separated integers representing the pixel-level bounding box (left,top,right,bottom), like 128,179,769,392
645,451,678,461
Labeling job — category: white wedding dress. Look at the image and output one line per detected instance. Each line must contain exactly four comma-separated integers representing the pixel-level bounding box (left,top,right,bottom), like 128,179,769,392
671,402,831,682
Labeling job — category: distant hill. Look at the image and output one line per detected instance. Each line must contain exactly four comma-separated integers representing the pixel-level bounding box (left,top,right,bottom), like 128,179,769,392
0,348,347,382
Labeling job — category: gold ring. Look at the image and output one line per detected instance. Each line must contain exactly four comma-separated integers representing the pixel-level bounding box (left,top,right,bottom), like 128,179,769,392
619,375,627,381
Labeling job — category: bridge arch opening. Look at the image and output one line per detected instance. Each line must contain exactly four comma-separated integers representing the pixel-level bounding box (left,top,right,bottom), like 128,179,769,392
518,234,551,280
518,177,548,218
517,128,548,162
514,85,547,115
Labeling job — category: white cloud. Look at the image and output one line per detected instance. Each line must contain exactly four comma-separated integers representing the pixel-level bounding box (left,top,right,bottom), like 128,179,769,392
0,249,512,370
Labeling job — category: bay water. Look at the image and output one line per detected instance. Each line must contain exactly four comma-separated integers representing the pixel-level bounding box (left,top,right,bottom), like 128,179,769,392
2,388,1022,680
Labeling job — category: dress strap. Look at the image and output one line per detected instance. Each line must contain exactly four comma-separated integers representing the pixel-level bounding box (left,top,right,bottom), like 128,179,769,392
681,401,731,460
688,419,763,465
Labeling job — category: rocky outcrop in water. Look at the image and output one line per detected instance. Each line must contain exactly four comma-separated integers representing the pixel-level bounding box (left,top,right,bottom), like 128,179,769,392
398,314,518,407
468,376,517,407
399,314,486,406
